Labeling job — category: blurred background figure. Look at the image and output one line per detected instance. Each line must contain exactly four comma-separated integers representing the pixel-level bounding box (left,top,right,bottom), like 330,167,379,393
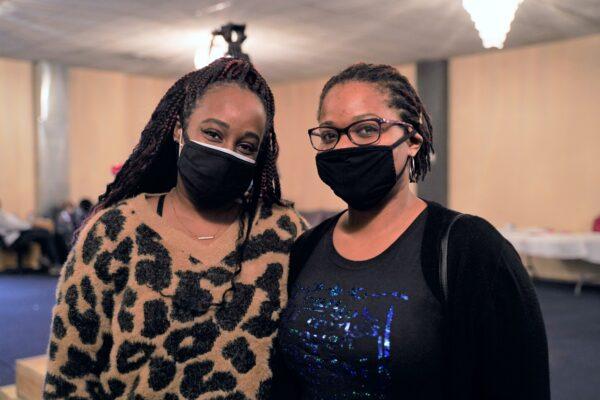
0,199,60,272
73,198,93,230
51,200,75,263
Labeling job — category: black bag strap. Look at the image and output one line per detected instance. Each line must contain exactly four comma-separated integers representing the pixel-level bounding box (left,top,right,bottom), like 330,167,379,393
156,194,166,217
439,213,464,304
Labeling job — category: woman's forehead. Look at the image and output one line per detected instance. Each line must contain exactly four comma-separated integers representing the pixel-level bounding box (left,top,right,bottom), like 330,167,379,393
200,83,262,107
192,85,266,122
320,82,392,121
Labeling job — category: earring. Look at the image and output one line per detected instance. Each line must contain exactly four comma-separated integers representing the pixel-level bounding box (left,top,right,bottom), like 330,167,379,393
409,156,416,182
177,130,184,155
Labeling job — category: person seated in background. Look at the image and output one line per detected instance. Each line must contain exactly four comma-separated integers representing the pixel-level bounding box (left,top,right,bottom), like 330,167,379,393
49,198,96,262
54,200,76,263
72,198,93,230
0,198,61,271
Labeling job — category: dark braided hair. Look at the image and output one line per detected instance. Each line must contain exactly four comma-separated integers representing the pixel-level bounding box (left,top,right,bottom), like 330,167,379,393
80,57,283,307
318,63,434,182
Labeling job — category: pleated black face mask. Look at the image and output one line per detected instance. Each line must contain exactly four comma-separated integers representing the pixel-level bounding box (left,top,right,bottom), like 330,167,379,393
316,134,412,210
177,131,256,209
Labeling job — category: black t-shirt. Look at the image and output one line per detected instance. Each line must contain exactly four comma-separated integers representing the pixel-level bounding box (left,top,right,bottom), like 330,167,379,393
278,208,444,400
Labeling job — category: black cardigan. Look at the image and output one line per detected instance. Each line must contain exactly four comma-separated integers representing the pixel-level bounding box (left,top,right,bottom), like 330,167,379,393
272,200,550,400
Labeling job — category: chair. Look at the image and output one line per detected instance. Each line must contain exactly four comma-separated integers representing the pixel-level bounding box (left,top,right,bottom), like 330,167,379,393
0,236,42,273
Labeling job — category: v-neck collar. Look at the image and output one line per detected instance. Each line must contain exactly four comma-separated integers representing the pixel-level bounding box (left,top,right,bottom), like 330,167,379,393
131,193,243,267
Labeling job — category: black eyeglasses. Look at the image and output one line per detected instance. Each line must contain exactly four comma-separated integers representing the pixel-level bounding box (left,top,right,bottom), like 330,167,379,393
308,117,414,151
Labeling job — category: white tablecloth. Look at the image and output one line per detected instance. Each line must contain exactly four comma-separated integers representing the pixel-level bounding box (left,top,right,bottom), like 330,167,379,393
499,229,600,265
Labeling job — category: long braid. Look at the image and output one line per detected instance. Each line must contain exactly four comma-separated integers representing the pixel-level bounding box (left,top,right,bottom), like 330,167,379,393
318,63,434,182
76,57,282,308
220,63,283,302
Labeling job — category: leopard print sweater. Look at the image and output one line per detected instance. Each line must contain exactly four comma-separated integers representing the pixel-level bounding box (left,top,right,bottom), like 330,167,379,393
42,193,307,400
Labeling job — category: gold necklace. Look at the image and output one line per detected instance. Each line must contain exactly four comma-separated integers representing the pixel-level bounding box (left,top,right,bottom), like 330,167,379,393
169,195,216,240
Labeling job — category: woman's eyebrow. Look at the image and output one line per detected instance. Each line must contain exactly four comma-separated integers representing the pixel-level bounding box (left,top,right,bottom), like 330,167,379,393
202,118,230,129
320,114,380,127
240,132,261,141
352,113,379,121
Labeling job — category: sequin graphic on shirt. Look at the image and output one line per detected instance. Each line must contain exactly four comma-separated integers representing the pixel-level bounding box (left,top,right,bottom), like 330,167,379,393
279,282,409,400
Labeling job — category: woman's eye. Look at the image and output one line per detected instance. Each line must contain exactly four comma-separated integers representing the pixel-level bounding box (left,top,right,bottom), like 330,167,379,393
321,130,338,143
202,130,222,141
237,142,257,155
355,124,379,137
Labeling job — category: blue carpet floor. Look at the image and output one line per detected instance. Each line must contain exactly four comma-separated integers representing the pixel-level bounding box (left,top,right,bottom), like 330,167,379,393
0,274,58,386
0,275,598,399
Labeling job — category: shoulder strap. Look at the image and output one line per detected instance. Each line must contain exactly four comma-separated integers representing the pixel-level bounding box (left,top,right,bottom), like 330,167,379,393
439,213,464,304
156,194,166,217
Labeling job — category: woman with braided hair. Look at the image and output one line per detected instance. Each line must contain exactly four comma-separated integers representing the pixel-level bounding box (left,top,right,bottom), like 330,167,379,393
43,57,306,399
274,63,549,400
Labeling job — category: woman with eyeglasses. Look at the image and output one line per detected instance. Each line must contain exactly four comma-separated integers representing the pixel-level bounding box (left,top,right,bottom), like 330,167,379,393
273,63,549,400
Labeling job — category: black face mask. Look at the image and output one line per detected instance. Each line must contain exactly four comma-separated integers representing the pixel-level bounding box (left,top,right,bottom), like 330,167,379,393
177,131,256,210
315,134,413,211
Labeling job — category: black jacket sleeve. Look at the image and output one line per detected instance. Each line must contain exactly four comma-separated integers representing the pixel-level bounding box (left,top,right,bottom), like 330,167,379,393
484,240,550,399
446,216,550,400
270,335,303,400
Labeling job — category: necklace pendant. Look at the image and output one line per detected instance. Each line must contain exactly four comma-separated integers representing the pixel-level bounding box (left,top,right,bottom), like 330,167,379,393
197,235,216,240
